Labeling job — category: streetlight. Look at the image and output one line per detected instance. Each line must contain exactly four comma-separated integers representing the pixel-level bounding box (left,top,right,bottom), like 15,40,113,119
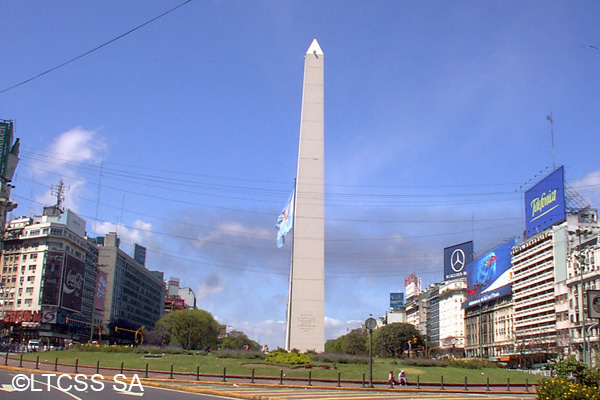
365,317,377,388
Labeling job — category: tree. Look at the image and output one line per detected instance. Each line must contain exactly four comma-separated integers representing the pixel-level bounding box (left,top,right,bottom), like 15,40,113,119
221,330,260,350
372,323,421,358
324,328,367,355
155,309,220,350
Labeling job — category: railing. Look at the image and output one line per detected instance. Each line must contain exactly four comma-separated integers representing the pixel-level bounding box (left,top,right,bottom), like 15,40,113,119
1,352,537,393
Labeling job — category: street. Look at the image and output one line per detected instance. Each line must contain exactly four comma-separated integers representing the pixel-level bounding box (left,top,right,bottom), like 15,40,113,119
0,368,537,400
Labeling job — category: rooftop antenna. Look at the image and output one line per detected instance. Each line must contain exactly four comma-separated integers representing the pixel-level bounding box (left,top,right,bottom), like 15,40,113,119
546,113,556,170
50,179,70,211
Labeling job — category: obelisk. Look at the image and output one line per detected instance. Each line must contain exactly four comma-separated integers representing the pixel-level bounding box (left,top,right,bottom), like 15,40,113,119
286,39,325,352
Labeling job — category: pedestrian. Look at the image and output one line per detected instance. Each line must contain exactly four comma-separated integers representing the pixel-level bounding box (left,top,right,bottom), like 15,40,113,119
388,370,399,387
398,370,408,386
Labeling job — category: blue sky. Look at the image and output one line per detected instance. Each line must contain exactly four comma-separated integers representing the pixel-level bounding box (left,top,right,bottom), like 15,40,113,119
2,1,599,348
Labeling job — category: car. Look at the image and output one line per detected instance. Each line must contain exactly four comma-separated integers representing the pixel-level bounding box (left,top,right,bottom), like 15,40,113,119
27,339,41,352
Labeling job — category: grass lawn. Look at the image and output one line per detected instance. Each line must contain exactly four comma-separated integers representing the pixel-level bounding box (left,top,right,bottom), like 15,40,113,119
19,350,543,385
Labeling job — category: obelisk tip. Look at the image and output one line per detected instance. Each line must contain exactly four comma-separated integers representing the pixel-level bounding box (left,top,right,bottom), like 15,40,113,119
306,38,323,56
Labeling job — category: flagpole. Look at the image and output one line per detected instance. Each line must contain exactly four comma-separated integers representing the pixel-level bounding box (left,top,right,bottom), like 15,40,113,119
285,179,297,350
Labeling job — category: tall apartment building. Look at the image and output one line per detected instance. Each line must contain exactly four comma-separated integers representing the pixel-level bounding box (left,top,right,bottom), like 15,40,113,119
425,283,440,347
512,209,599,363
565,214,599,363
0,207,98,345
97,233,165,332
438,279,467,353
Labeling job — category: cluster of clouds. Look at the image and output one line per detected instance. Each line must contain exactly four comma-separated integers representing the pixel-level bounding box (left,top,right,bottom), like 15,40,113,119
19,127,600,349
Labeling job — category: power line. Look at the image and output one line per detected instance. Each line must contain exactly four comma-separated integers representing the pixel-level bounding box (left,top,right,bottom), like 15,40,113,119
0,0,194,95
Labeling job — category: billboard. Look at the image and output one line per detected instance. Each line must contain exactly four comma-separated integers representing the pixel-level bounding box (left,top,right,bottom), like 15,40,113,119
588,290,600,319
94,270,107,311
0,120,19,182
61,254,86,312
390,292,404,309
444,241,474,281
525,166,566,238
464,239,516,308
41,251,65,306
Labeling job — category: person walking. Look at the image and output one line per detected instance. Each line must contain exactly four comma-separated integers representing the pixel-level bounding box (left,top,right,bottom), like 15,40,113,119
388,370,399,387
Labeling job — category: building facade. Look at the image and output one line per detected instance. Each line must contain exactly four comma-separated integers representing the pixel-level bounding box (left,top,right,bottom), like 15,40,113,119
0,207,98,346
97,233,165,333
438,279,467,353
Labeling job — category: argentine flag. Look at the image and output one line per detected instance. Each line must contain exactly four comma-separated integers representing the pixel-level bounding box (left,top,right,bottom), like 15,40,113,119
276,189,295,248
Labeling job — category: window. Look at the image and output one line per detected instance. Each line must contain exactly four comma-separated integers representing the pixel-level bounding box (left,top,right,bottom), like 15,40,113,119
25,287,34,294
24,299,32,305
26,276,34,282
30,254,37,260
28,265,36,271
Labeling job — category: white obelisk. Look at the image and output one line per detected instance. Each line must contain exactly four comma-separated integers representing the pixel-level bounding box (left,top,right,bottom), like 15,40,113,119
286,39,325,352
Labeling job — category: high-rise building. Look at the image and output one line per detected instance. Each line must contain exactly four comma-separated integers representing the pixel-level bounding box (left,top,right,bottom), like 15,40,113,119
438,279,467,353
96,233,165,333
0,206,98,346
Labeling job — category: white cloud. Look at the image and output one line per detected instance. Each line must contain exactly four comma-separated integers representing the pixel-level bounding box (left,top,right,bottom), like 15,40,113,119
30,127,106,213
193,221,271,248
196,273,226,302
571,170,600,207
45,127,106,167
93,220,156,252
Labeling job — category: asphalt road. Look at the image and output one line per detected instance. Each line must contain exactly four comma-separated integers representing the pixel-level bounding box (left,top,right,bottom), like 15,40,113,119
0,369,237,400
0,367,538,400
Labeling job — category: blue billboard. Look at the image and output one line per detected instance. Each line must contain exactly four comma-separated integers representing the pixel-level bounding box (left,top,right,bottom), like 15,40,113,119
443,241,474,281
525,166,566,238
390,292,404,309
464,239,515,308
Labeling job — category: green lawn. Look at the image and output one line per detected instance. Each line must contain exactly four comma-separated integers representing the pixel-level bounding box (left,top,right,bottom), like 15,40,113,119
19,350,542,385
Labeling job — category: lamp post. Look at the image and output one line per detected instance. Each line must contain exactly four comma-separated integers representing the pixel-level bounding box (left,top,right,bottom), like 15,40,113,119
365,317,377,388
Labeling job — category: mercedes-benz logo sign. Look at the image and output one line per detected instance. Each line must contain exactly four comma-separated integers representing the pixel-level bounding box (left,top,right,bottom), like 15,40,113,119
451,249,466,272
593,294,600,314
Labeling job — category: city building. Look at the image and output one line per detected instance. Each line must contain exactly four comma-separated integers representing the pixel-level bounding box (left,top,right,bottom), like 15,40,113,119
425,283,440,348
564,212,599,363
164,277,197,313
437,279,467,354
464,240,515,359
511,166,599,365
96,233,165,336
0,204,99,346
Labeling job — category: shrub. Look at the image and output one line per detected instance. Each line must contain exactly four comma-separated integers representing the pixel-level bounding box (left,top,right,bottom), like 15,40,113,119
132,345,184,354
553,356,600,386
536,377,600,400
448,359,497,369
402,358,449,367
71,343,134,353
311,352,369,365
265,351,311,365
214,349,265,360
